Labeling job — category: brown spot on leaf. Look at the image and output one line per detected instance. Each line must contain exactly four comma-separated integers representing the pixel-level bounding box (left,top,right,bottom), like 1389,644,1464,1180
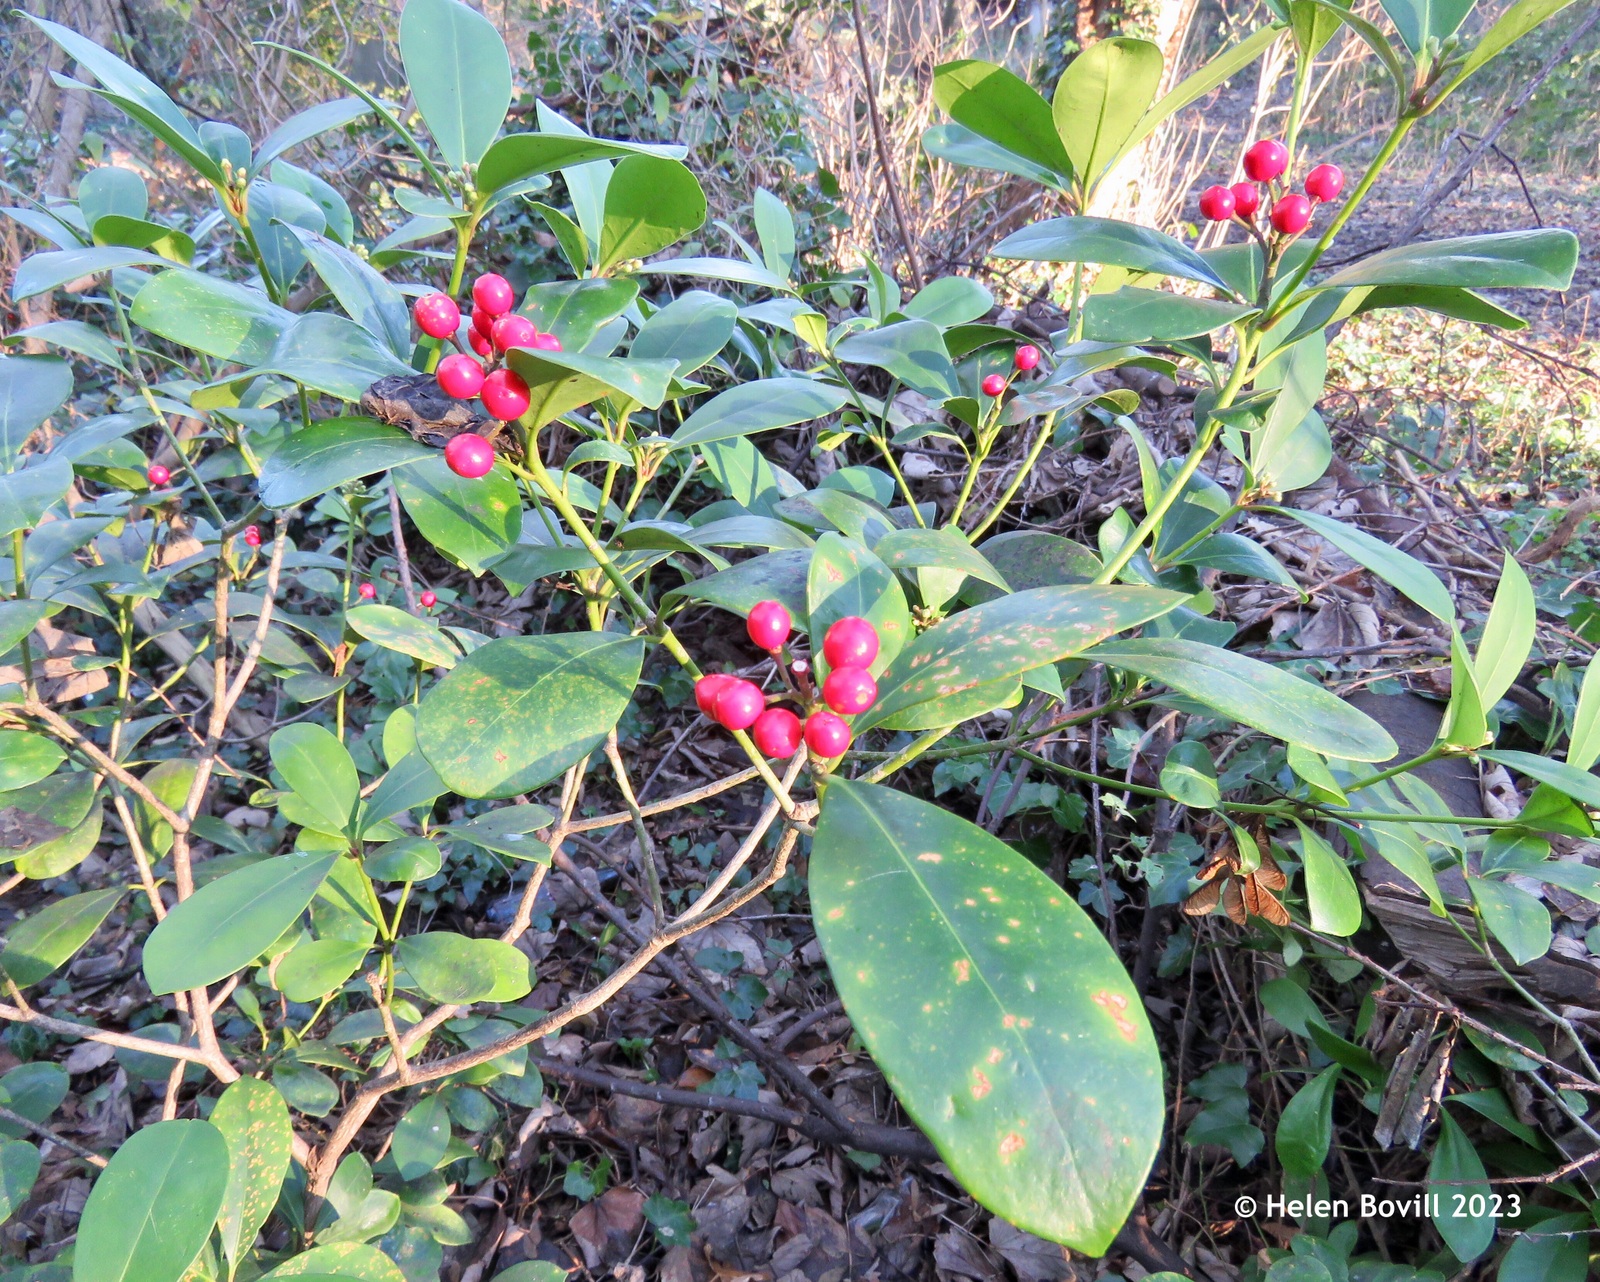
1000,1132,1025,1159
1092,989,1138,1041
827,907,844,920
916,852,942,863
972,1070,992,1100
954,959,971,983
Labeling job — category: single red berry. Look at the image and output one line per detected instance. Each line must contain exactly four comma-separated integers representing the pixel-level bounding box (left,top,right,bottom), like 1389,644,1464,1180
1243,139,1289,183
146,463,171,487
436,353,485,399
472,306,496,338
1304,163,1345,203
1230,182,1261,218
358,582,377,600
472,273,514,317
822,665,877,716
747,600,792,652
694,673,735,717
1013,344,1040,372
243,525,261,548
823,616,879,670
420,590,437,609
981,373,1007,397
805,710,851,757
712,679,765,731
468,329,493,358
1198,184,1236,222
1271,193,1313,236
751,707,803,758
413,292,460,339
443,432,495,479
480,369,531,421
532,331,563,352
490,314,537,353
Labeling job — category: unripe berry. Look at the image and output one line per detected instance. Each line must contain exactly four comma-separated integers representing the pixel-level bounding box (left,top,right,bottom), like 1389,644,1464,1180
532,331,563,352
712,679,765,731
981,373,1007,397
1304,163,1345,203
1243,139,1289,183
472,273,514,317
490,314,537,353
1271,193,1313,236
746,600,792,652
468,329,493,358
243,524,261,548
823,616,879,669
805,710,851,757
1198,184,1236,222
481,369,531,421
420,590,437,609
436,353,485,399
1230,182,1261,218
443,432,495,479
146,463,171,487
358,582,377,600
1014,344,1040,372
751,707,803,758
694,673,735,717
413,292,460,339
822,665,876,715
472,306,496,338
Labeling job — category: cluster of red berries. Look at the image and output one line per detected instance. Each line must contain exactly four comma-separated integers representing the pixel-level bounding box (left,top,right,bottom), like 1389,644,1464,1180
693,603,882,760
1198,140,1343,238
979,343,1042,400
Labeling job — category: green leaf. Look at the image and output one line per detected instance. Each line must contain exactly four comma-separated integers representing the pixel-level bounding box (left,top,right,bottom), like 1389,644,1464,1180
1275,1065,1339,1176
0,732,65,792
1428,1111,1494,1261
90,214,193,264
596,155,706,274
1568,654,1600,771
1160,741,1219,809
1470,876,1552,965
393,1097,451,1181
860,585,1182,732
811,780,1161,1252
1303,1,1409,106
212,1078,293,1278
1319,230,1579,293
902,275,993,328
873,527,1011,592
0,457,72,540
671,379,849,451
805,533,913,680
129,269,294,365
0,355,73,471
253,312,413,402
0,1139,40,1224
523,278,638,351
365,835,443,882
394,455,520,576
994,217,1231,292
638,254,793,293
416,633,643,799
346,604,459,668
1378,0,1474,54
1482,751,1600,810
1051,38,1163,193
1440,0,1579,98
1497,1213,1590,1282
7,320,127,373
1082,288,1253,342
0,600,54,655
271,724,359,835
921,122,1064,187
1088,639,1399,761
75,1119,230,1282
1344,284,1527,329
664,549,811,623
143,853,338,994
284,226,411,359
252,97,374,176
259,1242,406,1282
1294,820,1362,936
630,290,738,377
0,887,121,989
1252,333,1331,496
259,417,434,509
474,133,686,197
395,932,498,1003
436,804,553,861
1269,507,1454,623
1474,553,1534,709
399,0,511,170
502,347,676,428
834,320,959,400
79,165,148,225
932,60,1073,183
276,938,370,1002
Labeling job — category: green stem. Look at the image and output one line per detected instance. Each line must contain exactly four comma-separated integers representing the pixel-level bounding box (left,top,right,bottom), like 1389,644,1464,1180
1342,745,1447,794
1155,504,1242,568
11,530,33,693
860,725,957,783
968,409,1061,540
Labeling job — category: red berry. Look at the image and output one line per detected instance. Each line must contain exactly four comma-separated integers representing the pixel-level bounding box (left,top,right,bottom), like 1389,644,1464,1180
480,369,531,421
472,306,496,338
1198,184,1236,222
805,711,851,757
822,666,876,715
1243,139,1289,183
695,673,735,717
243,525,261,548
490,314,537,353
1305,163,1345,203
437,353,485,399
358,582,376,600
712,679,765,731
1271,194,1313,236
443,432,495,479
146,464,171,487
1230,182,1261,218
413,293,460,339
420,590,437,609
468,329,493,358
746,600,792,652
823,617,879,670
981,373,1007,397
472,273,514,317
751,708,803,758
1013,344,1040,372
532,331,563,352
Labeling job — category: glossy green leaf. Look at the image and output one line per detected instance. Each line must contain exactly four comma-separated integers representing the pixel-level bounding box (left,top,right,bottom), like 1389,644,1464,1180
0,887,121,989
253,312,412,402
502,347,676,427
364,836,443,882
393,1096,451,1181
14,798,102,881
1378,0,1474,53
130,269,294,365
931,60,1073,182
258,417,434,509
90,214,193,264
277,938,371,1001
130,758,195,859
0,1139,39,1223
902,276,994,327
346,604,459,668
212,1077,293,1277
1294,821,1362,936
1428,1111,1494,1261
834,320,959,400
416,633,643,799
1082,288,1253,342
921,122,1064,187
78,165,147,226
436,804,554,861
811,781,1161,1252
0,1064,67,1141
596,154,706,274
1275,1065,1339,1176
0,732,65,793
394,455,520,576
1252,332,1330,496
664,549,811,624
143,853,338,994
970,532,1100,600
1089,639,1398,761
671,378,849,450
995,217,1231,292
271,724,359,835
1160,741,1219,809
1438,0,1579,101
1568,656,1600,772
395,932,498,1003
0,457,72,540
873,526,1011,592
252,96,374,176
0,355,73,471
0,601,53,656
806,533,913,679
1320,230,1579,293
1268,507,1455,623
399,0,511,169
1345,284,1527,329
1496,1213,1590,1282
260,1242,405,1281
1051,37,1163,193
284,226,411,359
1474,553,1534,710
75,1119,230,1282
7,321,127,373
1470,876,1552,965
474,133,685,197
630,290,738,376
523,277,638,351
1114,25,1280,166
